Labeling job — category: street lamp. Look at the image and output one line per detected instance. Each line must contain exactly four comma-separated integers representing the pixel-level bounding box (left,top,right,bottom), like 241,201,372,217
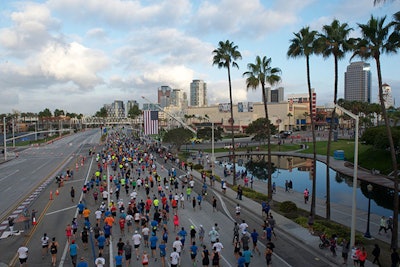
3,117,6,161
335,104,359,248
364,184,373,238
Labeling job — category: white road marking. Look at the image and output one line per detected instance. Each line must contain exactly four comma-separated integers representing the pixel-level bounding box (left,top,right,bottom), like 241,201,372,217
45,205,77,216
0,169,19,182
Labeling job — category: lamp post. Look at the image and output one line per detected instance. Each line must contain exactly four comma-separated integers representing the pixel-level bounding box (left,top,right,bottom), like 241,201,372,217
3,117,7,161
335,104,359,248
364,184,373,238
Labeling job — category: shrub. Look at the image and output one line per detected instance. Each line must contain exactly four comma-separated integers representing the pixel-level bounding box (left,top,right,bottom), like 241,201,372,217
193,164,203,170
279,201,297,213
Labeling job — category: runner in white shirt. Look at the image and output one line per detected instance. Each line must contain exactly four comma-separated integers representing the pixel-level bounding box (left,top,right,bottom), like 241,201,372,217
212,238,224,253
170,248,180,267
95,209,102,223
172,237,183,254
132,230,142,260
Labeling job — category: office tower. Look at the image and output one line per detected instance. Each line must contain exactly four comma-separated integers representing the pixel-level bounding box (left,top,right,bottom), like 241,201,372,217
267,87,284,103
344,61,371,103
126,100,139,113
170,89,183,108
158,86,172,108
104,100,125,118
190,80,207,107
382,83,394,109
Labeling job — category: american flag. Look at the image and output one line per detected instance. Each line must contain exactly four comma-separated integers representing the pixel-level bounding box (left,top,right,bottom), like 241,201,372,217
143,110,159,135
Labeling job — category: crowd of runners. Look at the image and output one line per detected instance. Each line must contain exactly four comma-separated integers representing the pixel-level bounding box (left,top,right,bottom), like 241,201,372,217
19,130,276,267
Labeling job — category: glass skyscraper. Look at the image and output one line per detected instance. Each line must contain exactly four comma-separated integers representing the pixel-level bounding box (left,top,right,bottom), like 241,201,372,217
344,61,371,103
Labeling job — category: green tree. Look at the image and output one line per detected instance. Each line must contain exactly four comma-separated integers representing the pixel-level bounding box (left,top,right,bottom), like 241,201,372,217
287,26,319,216
54,109,65,117
196,127,223,141
317,19,353,220
128,105,141,119
352,14,399,249
243,56,281,201
163,127,193,152
245,157,276,182
212,40,242,186
95,107,107,118
245,118,277,145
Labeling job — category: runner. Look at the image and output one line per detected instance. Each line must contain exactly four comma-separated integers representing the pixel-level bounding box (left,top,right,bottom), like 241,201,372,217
41,233,50,259
50,237,59,267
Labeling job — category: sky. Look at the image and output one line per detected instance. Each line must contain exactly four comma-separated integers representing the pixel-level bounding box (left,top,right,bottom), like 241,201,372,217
0,0,399,116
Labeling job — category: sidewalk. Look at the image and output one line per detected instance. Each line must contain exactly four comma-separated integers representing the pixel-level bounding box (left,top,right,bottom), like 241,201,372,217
187,152,392,266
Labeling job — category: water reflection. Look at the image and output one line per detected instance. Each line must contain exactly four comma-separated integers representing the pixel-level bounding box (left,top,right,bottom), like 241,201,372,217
222,155,397,218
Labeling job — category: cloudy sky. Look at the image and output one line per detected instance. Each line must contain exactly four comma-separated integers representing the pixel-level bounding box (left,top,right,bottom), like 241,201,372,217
0,0,399,115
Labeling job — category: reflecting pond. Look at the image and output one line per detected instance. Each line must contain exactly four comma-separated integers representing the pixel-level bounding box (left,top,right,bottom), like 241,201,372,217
228,155,398,218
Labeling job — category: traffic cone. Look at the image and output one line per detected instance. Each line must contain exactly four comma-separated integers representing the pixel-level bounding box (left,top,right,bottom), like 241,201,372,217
50,191,53,200
32,217,37,226
56,189,59,196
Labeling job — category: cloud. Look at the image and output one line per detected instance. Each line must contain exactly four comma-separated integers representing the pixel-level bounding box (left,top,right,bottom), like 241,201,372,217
47,0,191,29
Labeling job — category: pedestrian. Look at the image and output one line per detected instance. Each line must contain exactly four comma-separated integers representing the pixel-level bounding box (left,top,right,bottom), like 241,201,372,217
192,196,197,210
22,208,30,231
351,246,360,266
149,232,158,260
237,251,246,267
41,233,50,259
211,246,220,267
242,247,252,267
17,244,29,267
50,237,59,267
8,216,15,234
141,250,149,266
115,251,123,267
123,240,132,267
329,234,337,257
340,238,350,265
265,246,273,267
356,246,367,267
159,240,167,267
303,188,309,204
173,213,180,232
212,196,217,212
202,245,210,266
170,247,180,267
372,243,381,267
132,230,142,260
76,257,88,267
190,241,198,265
70,186,75,202
391,248,400,267
81,227,89,250
250,228,261,255
69,240,78,267
235,203,241,218
378,216,387,234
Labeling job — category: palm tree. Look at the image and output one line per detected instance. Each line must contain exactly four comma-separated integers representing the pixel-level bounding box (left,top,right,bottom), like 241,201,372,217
212,40,242,186
287,27,319,215
243,56,281,201
351,14,399,249
287,113,293,131
317,19,353,220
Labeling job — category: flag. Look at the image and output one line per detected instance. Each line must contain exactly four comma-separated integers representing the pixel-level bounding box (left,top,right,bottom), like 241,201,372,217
143,110,159,135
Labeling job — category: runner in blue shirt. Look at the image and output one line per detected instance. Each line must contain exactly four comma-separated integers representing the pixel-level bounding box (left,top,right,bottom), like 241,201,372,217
150,232,158,260
159,240,167,266
190,241,198,265
178,227,187,248
115,251,123,267
250,228,261,255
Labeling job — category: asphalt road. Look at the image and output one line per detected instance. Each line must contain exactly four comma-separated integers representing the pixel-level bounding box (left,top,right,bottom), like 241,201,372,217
0,129,336,267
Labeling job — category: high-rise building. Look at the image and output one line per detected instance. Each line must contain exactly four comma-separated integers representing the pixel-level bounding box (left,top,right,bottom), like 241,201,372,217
190,80,207,107
158,86,172,108
104,100,125,118
170,89,183,108
344,61,371,103
267,87,284,103
382,83,394,109
126,100,139,112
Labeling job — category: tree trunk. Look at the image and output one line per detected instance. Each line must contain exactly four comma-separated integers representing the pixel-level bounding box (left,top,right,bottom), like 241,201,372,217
376,57,398,249
227,65,236,186
306,56,317,216
262,84,273,201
